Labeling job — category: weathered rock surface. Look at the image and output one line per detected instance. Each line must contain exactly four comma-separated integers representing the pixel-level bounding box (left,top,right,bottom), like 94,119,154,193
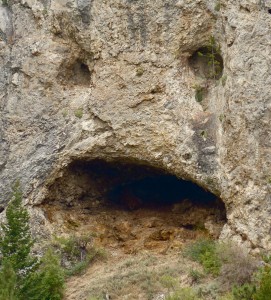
0,0,271,251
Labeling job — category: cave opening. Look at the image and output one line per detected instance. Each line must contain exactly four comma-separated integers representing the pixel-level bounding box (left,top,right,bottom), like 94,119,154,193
43,159,227,253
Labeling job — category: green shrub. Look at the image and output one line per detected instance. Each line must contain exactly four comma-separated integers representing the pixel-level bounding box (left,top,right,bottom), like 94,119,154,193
219,293,235,300
0,261,17,300
189,269,204,284
65,258,90,277
166,287,199,300
65,246,107,277
0,182,65,300
74,108,83,118
184,238,214,261
232,283,256,300
0,181,37,276
198,36,222,80
198,282,219,299
53,234,106,277
254,266,271,300
215,1,221,11
136,66,144,76
218,243,257,288
53,234,94,263
200,249,221,276
22,249,65,300
160,275,178,292
184,239,221,276
193,85,205,102
1,0,9,6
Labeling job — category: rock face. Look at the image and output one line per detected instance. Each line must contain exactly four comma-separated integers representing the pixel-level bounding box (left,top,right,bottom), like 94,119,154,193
0,0,270,251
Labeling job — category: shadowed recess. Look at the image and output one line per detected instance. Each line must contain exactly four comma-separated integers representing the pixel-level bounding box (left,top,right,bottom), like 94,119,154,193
189,46,224,80
45,159,226,216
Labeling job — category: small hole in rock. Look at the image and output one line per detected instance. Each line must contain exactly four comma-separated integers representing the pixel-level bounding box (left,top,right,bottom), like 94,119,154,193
268,8,271,14
72,60,91,86
58,59,91,86
189,45,224,80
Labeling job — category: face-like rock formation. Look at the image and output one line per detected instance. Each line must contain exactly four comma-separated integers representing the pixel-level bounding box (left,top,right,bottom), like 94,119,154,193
0,0,270,251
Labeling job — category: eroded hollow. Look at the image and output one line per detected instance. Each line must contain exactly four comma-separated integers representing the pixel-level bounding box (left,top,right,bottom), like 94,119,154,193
43,159,226,253
189,46,224,80
58,59,91,86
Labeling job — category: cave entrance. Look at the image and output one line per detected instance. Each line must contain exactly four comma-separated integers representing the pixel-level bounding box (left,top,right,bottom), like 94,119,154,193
43,159,226,253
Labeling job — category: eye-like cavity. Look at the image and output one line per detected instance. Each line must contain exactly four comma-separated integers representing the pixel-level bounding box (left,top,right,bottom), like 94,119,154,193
189,45,224,80
58,59,91,86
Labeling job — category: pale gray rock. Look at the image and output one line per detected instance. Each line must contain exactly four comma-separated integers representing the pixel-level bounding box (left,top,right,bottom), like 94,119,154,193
0,0,270,251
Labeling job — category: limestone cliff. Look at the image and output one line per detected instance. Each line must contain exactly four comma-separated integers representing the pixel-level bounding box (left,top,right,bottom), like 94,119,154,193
0,0,271,251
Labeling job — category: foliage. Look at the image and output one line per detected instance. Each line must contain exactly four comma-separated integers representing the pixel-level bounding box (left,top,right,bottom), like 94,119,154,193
65,247,106,277
74,108,83,118
0,261,17,300
218,243,257,288
184,238,214,261
53,234,93,262
189,269,204,284
193,85,205,102
65,258,91,277
0,180,37,276
53,234,106,277
165,287,199,300
21,249,65,300
184,238,221,276
160,274,178,292
232,283,256,300
1,0,9,6
201,250,221,276
136,66,144,76
198,36,222,80
0,182,65,300
254,265,271,300
219,293,235,300
231,264,271,300
215,1,221,11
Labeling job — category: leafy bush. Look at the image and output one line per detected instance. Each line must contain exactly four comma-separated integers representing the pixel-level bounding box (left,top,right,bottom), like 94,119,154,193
189,269,204,284
160,275,178,292
65,258,90,277
1,0,9,6
184,238,221,276
232,283,256,300
218,243,257,288
0,261,17,300
74,108,83,118
21,249,65,300
165,287,199,300
219,293,235,300
193,84,206,102
53,234,94,262
201,250,221,276
215,1,221,12
254,266,271,300
53,235,106,277
197,36,222,80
